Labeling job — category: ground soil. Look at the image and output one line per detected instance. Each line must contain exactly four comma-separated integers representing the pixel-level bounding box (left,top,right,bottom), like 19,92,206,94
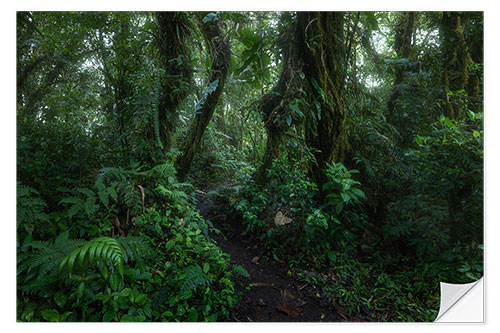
195,189,368,322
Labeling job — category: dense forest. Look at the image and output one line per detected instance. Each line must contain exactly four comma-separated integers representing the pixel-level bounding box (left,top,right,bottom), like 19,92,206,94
16,11,483,322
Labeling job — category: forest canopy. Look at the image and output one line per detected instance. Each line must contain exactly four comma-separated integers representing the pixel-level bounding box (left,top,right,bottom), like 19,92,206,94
16,11,483,322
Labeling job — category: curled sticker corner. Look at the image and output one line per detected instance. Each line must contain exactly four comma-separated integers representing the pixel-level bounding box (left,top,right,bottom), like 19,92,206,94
434,277,483,322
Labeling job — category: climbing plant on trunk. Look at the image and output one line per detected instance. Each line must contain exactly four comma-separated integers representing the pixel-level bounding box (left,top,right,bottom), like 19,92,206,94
253,12,348,196
253,15,303,186
440,11,470,119
176,12,231,180
156,12,193,153
298,12,348,198
387,12,417,119
464,12,483,113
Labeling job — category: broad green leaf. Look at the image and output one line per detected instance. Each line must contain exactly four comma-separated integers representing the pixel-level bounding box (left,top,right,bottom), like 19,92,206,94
41,309,60,322
54,293,67,308
102,309,115,322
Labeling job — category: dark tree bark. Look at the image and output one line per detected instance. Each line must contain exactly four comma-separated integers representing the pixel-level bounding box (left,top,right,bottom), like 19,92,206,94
22,57,71,116
387,12,417,118
298,12,347,196
440,12,470,119
19,48,96,117
440,12,477,244
467,68,481,113
254,18,303,186
17,53,50,97
253,12,348,195
156,12,193,152
464,13,483,113
176,13,231,180
112,19,137,153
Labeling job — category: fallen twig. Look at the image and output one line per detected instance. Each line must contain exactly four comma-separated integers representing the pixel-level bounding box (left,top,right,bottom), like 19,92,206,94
250,282,281,292
298,283,308,292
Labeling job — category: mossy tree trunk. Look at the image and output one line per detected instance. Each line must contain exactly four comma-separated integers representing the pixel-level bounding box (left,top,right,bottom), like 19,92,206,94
156,12,193,153
112,18,137,155
297,12,347,197
440,12,477,244
176,13,231,180
465,13,483,113
254,12,348,195
254,17,303,186
440,12,470,119
387,12,417,118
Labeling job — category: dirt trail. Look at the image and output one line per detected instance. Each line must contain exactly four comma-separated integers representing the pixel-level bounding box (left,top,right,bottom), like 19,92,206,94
195,190,355,322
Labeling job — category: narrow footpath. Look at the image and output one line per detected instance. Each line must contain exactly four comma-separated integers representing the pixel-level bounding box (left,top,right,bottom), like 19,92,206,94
195,189,367,322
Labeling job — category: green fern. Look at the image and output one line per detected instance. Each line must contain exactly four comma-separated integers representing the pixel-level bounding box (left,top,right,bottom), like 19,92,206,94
18,231,87,295
231,264,250,279
60,237,125,278
180,264,211,296
97,167,129,183
150,162,178,184
119,236,152,271
59,187,100,219
156,184,188,205
19,231,87,277
17,184,49,229
95,167,143,214
19,273,59,296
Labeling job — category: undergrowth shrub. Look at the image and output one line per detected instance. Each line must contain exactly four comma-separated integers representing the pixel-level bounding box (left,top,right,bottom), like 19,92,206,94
234,144,367,268
383,112,483,282
17,161,244,322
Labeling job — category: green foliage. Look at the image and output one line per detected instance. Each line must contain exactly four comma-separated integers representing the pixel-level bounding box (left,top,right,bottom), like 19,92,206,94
17,184,50,239
384,112,483,266
297,253,441,321
18,231,87,295
60,237,126,278
323,162,366,214
235,145,367,268
17,11,483,323
180,264,211,297
130,208,238,321
18,200,237,322
231,264,251,279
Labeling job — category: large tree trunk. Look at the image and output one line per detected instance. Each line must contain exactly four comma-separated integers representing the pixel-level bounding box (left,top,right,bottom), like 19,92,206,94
440,12,470,119
112,19,136,154
298,12,347,196
156,12,193,152
254,12,348,194
387,12,417,118
465,13,483,113
176,13,231,180
254,17,302,186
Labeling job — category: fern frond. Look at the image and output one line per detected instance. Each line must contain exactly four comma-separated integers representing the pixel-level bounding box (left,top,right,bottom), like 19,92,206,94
149,162,177,182
17,184,39,198
118,236,152,271
60,237,125,278
156,185,188,205
180,264,211,295
231,264,250,279
119,236,152,262
18,231,86,295
76,188,95,197
59,196,84,218
20,274,59,296
97,167,128,184
84,196,98,217
17,184,49,227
